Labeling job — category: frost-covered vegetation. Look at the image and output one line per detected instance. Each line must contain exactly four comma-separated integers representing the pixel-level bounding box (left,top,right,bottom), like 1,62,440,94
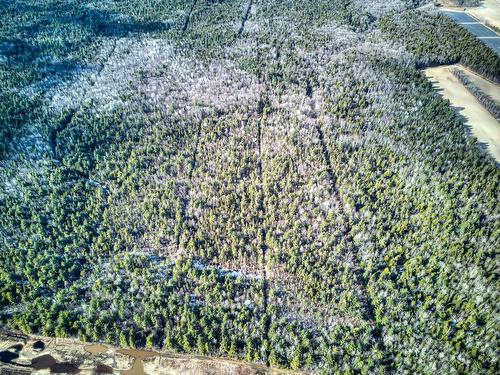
1,0,499,373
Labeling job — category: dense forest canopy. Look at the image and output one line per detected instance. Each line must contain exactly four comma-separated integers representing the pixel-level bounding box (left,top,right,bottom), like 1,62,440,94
1,0,499,373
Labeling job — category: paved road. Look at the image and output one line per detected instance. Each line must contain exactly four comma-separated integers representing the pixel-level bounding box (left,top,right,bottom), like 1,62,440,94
443,10,500,55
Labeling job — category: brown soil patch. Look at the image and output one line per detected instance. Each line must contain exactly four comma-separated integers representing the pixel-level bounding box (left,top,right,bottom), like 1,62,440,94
84,344,108,355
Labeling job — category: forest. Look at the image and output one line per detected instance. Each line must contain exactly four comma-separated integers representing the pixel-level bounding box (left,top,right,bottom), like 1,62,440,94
1,0,499,374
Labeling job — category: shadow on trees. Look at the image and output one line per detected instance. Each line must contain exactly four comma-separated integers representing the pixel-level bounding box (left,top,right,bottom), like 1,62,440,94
1,1,170,77
0,1,172,158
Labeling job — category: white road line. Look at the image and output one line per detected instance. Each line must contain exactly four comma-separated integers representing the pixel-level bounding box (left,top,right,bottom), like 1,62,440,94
441,9,500,39
467,13,500,36
459,22,480,24
478,36,500,39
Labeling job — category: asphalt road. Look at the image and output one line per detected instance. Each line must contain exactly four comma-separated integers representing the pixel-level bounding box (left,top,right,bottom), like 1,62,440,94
443,10,500,54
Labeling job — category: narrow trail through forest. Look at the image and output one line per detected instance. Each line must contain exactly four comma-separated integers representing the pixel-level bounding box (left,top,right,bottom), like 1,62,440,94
182,0,198,33
306,83,391,365
47,38,121,194
255,43,284,368
255,99,270,366
50,38,118,160
175,115,203,252
188,118,203,181
238,0,253,36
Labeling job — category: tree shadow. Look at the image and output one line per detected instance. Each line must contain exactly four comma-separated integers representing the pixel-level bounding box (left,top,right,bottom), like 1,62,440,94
448,103,499,164
0,1,174,159
1,1,171,83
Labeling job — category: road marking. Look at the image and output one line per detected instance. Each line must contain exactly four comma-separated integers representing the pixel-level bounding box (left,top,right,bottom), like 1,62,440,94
441,9,500,42
467,12,500,35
